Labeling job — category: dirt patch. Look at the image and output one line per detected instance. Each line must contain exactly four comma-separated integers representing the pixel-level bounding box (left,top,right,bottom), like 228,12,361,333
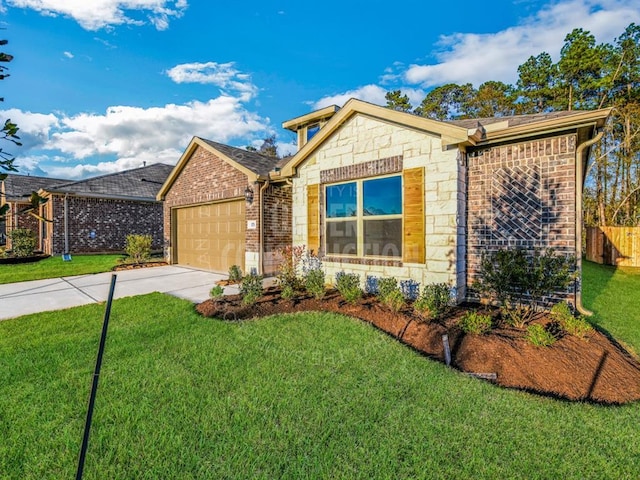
196,288,640,405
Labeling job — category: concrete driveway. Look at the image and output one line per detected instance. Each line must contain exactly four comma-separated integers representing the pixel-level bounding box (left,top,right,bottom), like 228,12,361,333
0,265,237,321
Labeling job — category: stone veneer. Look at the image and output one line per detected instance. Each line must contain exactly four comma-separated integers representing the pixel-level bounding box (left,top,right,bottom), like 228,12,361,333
466,133,577,302
292,113,465,300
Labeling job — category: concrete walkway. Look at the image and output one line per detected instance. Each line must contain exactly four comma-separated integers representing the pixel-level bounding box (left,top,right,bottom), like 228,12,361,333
0,265,238,321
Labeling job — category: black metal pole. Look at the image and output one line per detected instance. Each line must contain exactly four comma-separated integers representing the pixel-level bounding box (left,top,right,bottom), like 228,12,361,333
76,274,117,480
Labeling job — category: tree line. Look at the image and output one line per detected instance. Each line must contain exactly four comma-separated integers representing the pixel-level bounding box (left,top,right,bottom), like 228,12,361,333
386,24,640,227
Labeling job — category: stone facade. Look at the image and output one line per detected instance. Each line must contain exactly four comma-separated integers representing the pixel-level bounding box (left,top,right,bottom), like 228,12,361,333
466,134,577,301
292,113,465,298
42,194,163,254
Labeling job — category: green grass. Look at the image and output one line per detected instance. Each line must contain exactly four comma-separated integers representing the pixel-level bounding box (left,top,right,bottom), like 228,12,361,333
1,292,639,480
582,260,640,355
0,254,121,284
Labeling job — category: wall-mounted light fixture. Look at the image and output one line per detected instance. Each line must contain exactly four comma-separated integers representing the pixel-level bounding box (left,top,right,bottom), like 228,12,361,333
244,185,254,205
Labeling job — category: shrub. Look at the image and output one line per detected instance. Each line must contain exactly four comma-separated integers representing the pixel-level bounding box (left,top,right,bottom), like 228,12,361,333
551,302,593,339
228,265,243,283
124,234,152,264
413,283,450,321
458,310,492,334
301,251,326,300
377,277,405,312
240,272,263,305
526,324,557,347
281,284,296,301
209,285,224,300
305,268,326,300
275,245,305,291
400,279,420,301
9,228,36,258
475,248,576,326
335,271,362,305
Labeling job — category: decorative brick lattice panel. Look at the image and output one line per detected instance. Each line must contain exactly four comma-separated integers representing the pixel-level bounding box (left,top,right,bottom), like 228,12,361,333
491,164,542,243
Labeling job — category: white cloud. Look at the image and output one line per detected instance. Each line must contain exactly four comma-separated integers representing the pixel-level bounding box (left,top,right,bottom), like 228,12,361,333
312,84,426,110
6,0,188,31
2,95,271,179
404,0,640,87
165,62,258,101
63,51,74,58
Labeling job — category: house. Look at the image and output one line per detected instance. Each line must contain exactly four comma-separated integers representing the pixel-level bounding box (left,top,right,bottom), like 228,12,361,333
157,137,291,275
1,173,70,248
277,99,610,306
39,163,173,255
157,99,609,307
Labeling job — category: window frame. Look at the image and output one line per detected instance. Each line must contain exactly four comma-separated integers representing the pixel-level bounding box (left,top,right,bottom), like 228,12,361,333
324,173,403,259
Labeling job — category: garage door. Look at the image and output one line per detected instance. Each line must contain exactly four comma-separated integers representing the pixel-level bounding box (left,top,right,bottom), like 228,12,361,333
175,200,245,273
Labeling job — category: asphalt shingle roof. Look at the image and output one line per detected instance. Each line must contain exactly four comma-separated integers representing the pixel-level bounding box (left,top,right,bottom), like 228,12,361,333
446,110,582,130
47,163,174,200
3,174,71,202
198,138,282,177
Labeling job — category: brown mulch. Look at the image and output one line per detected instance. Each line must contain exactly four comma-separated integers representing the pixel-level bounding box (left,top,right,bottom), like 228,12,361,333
196,287,640,405
112,261,168,271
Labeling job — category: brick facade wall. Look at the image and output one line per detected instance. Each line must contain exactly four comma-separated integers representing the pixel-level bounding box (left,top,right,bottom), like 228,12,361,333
44,194,163,254
262,183,293,275
5,201,40,250
466,134,577,301
162,145,254,263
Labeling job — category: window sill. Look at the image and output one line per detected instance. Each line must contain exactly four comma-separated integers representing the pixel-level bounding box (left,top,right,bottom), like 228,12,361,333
324,256,403,267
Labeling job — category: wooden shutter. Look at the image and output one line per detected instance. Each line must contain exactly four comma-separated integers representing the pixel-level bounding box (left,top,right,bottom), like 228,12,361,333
403,168,425,263
307,184,320,254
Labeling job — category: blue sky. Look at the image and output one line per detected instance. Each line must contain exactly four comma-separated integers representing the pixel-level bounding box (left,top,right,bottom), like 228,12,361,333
0,0,638,179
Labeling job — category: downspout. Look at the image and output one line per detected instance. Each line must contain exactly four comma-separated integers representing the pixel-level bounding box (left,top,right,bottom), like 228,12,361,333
258,177,270,275
575,129,604,316
64,193,69,255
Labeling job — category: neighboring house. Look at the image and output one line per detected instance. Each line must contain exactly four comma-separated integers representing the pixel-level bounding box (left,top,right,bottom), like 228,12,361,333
157,137,291,275
1,174,70,248
39,163,173,255
277,99,610,306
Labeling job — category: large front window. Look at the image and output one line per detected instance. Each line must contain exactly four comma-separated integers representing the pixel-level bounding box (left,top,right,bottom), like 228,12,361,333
325,175,402,258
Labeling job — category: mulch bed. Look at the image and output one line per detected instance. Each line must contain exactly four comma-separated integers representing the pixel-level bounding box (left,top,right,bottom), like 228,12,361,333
112,261,168,271
196,287,640,405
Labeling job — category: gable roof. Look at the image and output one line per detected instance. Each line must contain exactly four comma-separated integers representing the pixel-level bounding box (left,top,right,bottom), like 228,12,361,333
43,163,174,201
157,136,282,200
279,99,470,177
2,174,71,202
279,100,612,176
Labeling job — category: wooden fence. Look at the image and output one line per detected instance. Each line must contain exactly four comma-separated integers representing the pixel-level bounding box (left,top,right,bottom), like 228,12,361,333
585,226,640,267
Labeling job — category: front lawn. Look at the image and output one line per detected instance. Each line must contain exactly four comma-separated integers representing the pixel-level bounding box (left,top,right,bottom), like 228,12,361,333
0,254,121,284
582,260,640,355
1,293,638,479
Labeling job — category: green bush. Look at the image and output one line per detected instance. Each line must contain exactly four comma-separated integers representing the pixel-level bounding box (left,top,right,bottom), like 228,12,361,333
209,284,224,300
240,273,263,305
377,277,405,312
275,245,305,292
458,310,493,334
281,284,296,301
335,272,362,305
526,324,557,347
9,228,36,258
414,283,450,321
304,268,326,300
476,248,576,326
124,233,152,264
228,265,243,283
551,302,593,339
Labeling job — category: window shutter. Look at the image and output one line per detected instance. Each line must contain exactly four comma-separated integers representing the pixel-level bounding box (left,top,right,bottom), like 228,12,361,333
403,168,425,263
307,184,320,254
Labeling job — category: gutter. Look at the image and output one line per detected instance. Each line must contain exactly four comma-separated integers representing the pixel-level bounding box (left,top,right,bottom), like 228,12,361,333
574,129,604,316
258,177,270,275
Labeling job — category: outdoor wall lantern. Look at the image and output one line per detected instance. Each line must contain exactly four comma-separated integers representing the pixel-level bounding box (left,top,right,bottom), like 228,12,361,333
244,185,254,205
